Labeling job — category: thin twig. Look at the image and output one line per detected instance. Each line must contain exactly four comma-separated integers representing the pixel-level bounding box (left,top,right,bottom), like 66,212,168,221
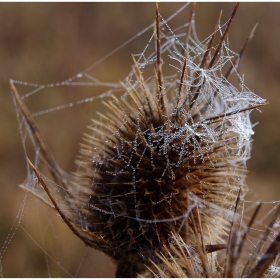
208,3,240,69
248,232,280,277
176,50,188,113
204,102,268,125
155,3,165,113
183,2,196,53
223,188,241,277
19,184,55,210
200,10,223,69
27,158,103,250
242,203,280,277
224,23,258,78
231,201,262,273
10,79,68,195
190,210,210,277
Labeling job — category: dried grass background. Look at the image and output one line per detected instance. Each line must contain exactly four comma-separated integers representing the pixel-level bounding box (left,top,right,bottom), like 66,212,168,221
0,2,280,277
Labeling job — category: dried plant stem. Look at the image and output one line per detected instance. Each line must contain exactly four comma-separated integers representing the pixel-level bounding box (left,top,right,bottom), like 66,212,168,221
209,2,239,69
10,80,67,194
242,204,280,277
231,201,262,272
155,2,165,113
199,10,222,70
27,159,88,244
225,23,258,78
183,2,196,51
18,184,55,210
248,232,280,277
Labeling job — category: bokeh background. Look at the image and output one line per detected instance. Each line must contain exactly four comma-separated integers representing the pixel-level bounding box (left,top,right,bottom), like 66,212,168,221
0,3,279,277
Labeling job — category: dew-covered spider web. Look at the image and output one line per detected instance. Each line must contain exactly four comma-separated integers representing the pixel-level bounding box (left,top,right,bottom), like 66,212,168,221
2,3,280,277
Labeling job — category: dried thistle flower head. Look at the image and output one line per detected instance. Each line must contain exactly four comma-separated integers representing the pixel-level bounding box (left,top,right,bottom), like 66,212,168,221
11,3,272,278
72,3,266,276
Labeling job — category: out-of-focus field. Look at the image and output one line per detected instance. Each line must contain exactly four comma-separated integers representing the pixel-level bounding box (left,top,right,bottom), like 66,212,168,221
0,3,279,277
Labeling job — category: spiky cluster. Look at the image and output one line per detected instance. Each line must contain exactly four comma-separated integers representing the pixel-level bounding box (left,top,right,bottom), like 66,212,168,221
12,3,274,278
73,3,266,276
143,206,280,278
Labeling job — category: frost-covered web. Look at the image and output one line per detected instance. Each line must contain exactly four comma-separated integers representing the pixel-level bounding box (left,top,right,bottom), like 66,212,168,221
2,3,279,277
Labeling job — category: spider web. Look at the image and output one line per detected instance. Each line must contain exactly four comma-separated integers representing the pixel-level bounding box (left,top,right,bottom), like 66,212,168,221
2,3,279,277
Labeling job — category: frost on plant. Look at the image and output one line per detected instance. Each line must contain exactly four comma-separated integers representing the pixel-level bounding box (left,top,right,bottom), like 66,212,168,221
10,3,279,278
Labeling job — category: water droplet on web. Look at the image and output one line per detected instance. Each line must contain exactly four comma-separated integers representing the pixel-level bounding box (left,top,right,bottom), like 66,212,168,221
273,219,280,228
76,73,83,78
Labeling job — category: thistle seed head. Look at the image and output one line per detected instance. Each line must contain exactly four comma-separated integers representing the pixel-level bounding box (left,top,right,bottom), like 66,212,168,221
72,3,266,276
12,3,269,278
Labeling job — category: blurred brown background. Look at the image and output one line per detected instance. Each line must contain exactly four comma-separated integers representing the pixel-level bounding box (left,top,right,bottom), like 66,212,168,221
0,3,279,277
